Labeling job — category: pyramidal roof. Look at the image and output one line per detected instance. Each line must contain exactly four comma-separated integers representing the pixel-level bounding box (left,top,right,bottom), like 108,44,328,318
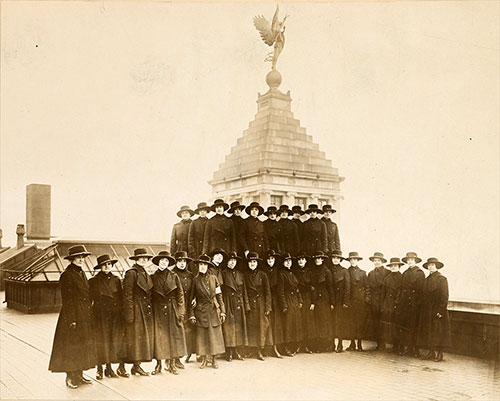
210,72,340,185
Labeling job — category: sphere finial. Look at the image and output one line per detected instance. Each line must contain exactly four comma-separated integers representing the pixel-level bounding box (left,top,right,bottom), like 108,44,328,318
266,69,282,89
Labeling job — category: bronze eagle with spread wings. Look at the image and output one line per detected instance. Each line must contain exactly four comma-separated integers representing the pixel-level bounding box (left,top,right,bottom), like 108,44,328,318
253,5,289,70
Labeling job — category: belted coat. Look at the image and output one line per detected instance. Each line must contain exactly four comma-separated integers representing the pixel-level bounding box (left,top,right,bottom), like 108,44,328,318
188,216,208,258
240,216,268,256
302,217,327,255
244,269,272,347
277,269,303,343
264,219,281,253
202,214,237,254
170,219,191,254
278,219,300,256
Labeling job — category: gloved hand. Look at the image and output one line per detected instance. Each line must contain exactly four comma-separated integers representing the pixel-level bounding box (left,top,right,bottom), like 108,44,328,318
310,304,315,311
220,313,226,323
69,322,77,329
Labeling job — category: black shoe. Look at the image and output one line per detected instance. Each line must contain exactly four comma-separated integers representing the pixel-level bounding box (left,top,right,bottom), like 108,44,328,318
346,342,356,351
77,372,93,385
356,341,364,352
175,358,185,369
402,346,412,356
421,350,434,360
131,365,149,376
234,350,244,360
151,362,162,375
66,376,79,389
335,345,344,353
413,349,421,358
257,349,265,361
212,358,219,369
116,366,129,378
185,354,192,364
304,346,313,354
227,349,233,362
199,356,207,369
273,346,283,359
105,365,118,378
169,360,179,375
96,365,103,380
434,351,444,362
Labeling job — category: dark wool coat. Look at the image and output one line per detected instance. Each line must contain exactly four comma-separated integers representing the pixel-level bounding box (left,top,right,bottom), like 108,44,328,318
346,266,369,340
265,265,284,345
295,266,317,341
240,216,268,255
174,268,196,355
291,218,304,245
221,268,250,347
365,266,390,340
417,272,452,349
264,219,281,253
152,269,187,359
89,272,127,364
208,263,224,286
49,264,97,373
321,217,341,253
122,264,154,362
302,217,327,255
202,214,237,254
278,219,300,256
244,269,272,347
397,266,425,346
277,269,303,343
230,215,247,256
311,263,334,340
188,216,208,258
380,271,402,344
329,264,351,339
170,219,191,255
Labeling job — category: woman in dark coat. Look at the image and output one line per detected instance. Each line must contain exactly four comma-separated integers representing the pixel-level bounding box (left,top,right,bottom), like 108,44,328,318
345,252,369,351
49,245,97,389
221,252,250,361
228,201,247,256
188,202,210,258
202,199,237,254
189,255,226,369
244,252,273,360
173,251,195,365
310,251,334,352
264,249,284,358
122,248,155,376
278,205,300,256
366,252,389,350
380,257,404,354
170,205,194,254
209,248,226,286
151,251,187,375
302,204,327,256
89,254,128,380
241,202,268,256
263,206,281,253
277,253,303,356
417,258,451,362
328,251,351,353
294,252,316,353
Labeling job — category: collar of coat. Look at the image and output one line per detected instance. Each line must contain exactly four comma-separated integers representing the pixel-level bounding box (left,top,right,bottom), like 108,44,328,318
153,269,178,296
131,264,153,293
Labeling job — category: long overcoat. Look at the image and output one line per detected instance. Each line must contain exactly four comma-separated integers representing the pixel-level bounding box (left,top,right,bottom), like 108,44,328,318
152,269,187,359
291,218,304,245
174,267,196,355
329,264,351,339
244,269,272,347
170,219,191,255
265,265,284,345
278,219,300,256
221,268,250,347
122,264,154,362
202,214,236,254
417,272,452,349
302,218,327,255
277,269,303,343
188,216,208,258
264,219,281,253
295,266,317,341
321,217,341,253
89,271,126,365
230,215,247,256
311,263,334,340
240,216,268,255
49,263,97,373
380,271,402,344
396,266,425,345
346,266,369,339
365,266,389,340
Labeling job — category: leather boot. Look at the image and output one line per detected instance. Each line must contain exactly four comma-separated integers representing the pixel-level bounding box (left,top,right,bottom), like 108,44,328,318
273,345,283,358
151,360,162,375
421,350,434,360
356,340,364,352
78,371,93,385
227,348,233,362
413,348,422,358
234,348,244,360
66,372,79,389
257,348,265,361
184,354,192,364
402,346,413,355
199,355,207,369
96,365,103,380
169,360,179,375
175,358,185,369
105,364,118,378
434,350,444,362
131,363,149,376
117,364,129,378
347,340,356,351
211,356,218,369
336,340,344,353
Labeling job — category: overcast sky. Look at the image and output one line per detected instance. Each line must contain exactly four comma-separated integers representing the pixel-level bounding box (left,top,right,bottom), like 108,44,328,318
1,1,498,302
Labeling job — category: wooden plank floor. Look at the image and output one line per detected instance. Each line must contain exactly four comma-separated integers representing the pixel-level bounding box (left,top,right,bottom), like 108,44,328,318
1,292,498,400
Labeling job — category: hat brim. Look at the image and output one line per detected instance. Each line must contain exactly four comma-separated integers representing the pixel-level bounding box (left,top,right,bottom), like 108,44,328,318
347,257,363,260
175,256,193,262
152,255,176,266
194,259,214,267
387,262,404,267
264,211,278,217
64,252,91,260
195,207,211,214
402,256,422,264
369,256,387,263
423,261,444,269
330,255,345,261
246,257,263,262
228,205,246,214
306,208,321,214
210,249,228,259
94,259,118,269
129,254,153,260
177,209,194,218
245,205,264,215
211,203,229,212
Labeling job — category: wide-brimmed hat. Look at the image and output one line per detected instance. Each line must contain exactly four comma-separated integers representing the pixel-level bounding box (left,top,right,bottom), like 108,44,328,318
228,201,246,214
226,251,242,261
306,204,321,214
281,252,293,261
278,205,291,215
246,252,262,261
265,249,280,259
195,202,211,214
264,206,279,217
152,250,176,266
194,254,214,267
312,251,327,259
176,205,194,218
402,252,422,264
245,202,264,216
129,248,154,260
64,245,91,260
369,252,387,263
346,251,363,260
210,248,228,260
322,204,336,213
329,250,344,260
291,205,305,215
93,254,118,270
423,257,444,269
296,250,309,259
174,251,192,262
211,199,229,212
386,257,404,267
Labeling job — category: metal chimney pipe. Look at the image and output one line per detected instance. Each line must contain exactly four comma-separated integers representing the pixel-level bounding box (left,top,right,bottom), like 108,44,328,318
16,224,26,249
